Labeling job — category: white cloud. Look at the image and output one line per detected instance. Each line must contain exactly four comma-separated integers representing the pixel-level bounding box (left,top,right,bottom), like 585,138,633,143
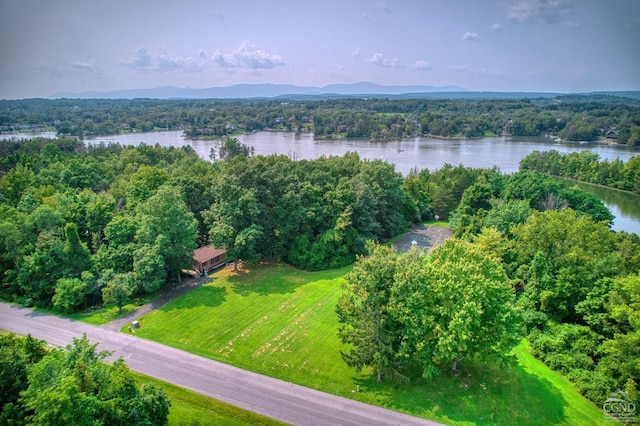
491,23,503,31
212,41,286,69
371,2,393,14
463,32,480,41
157,54,200,72
449,65,468,71
121,47,202,72
413,60,432,70
122,47,152,68
507,0,573,24
352,48,361,58
36,60,100,78
365,53,404,68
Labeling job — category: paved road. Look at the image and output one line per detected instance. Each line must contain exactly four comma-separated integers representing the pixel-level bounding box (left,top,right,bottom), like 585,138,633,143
0,303,442,426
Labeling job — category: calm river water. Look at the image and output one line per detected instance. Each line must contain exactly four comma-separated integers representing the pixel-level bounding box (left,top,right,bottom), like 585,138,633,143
3,130,639,234
84,130,640,234
83,130,640,175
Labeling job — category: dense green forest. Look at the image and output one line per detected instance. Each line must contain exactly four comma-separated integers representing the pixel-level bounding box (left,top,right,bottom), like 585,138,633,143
521,149,640,193
338,163,640,408
438,170,640,409
0,137,420,311
0,333,170,425
1,95,640,142
1,135,639,411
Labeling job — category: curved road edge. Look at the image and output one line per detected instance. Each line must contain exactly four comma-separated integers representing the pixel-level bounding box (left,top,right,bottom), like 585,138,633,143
0,303,443,426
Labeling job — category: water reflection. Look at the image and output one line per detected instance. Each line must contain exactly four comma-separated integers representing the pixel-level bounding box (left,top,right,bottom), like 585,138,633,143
560,179,640,235
83,130,640,175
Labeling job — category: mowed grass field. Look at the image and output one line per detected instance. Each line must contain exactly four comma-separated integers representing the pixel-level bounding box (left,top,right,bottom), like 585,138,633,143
129,263,606,425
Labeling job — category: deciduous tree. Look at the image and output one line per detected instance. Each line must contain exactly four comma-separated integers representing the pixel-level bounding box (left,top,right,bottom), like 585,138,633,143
0,334,47,424
52,277,88,313
206,176,263,271
126,165,169,209
132,244,166,293
511,209,620,322
62,222,92,276
136,185,198,284
102,272,133,312
599,272,640,389
217,136,254,161
21,335,171,425
390,239,523,377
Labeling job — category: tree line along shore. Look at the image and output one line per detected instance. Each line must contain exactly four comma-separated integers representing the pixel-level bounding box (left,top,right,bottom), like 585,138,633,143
1,95,639,143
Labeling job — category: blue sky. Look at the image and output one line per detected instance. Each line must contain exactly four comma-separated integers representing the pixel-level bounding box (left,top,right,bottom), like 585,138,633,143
1,0,638,98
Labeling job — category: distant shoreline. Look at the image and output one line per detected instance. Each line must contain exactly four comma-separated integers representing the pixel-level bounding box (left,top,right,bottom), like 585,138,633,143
0,128,635,149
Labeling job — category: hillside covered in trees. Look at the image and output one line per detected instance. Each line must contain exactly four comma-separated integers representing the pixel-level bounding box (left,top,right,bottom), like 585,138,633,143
1,95,640,142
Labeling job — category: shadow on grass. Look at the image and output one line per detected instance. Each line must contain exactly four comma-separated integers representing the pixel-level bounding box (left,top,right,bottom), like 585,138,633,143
353,358,567,425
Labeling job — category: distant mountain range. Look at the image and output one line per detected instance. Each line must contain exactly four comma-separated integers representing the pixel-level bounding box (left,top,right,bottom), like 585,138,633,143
50,82,640,101
51,82,467,99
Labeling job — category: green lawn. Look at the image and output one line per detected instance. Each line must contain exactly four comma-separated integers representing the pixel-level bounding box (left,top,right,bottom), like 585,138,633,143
512,341,607,425
24,293,154,326
130,264,359,395
130,263,606,425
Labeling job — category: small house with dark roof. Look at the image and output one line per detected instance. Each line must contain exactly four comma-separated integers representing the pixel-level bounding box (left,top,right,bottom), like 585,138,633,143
605,128,619,140
192,245,227,275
